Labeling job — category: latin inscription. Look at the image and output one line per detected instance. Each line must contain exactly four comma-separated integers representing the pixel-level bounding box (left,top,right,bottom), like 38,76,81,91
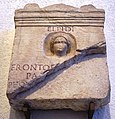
10,63,57,71
8,63,59,89
48,26,74,32
8,80,28,89
10,63,58,78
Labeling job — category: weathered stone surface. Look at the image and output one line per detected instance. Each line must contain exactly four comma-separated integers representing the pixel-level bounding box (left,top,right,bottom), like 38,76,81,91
7,3,110,111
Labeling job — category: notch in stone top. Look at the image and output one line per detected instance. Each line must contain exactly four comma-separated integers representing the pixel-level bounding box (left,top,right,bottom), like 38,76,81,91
43,3,79,11
15,3,41,12
15,3,104,12
43,4,104,12
24,3,40,10
15,3,41,15
80,4,104,12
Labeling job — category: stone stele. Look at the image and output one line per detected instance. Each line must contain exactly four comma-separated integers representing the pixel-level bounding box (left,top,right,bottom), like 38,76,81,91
7,3,110,111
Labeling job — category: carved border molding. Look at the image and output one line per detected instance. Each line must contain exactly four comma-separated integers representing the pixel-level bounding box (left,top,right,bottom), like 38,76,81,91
14,3,105,27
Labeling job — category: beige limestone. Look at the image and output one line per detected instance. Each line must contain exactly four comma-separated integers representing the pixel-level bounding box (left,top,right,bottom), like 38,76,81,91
0,30,26,119
7,3,110,111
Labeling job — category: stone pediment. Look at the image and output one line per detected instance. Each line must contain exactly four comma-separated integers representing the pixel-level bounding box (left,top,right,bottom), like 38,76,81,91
16,3,104,12
43,3,79,11
15,3,105,27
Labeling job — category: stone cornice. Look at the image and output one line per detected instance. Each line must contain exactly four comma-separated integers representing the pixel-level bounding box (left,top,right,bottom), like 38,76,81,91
14,3,105,27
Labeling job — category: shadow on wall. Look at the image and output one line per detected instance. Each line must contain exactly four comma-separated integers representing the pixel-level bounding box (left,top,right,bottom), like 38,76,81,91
93,104,111,119
8,42,110,119
9,105,111,119
15,54,106,99
9,107,26,119
31,109,88,119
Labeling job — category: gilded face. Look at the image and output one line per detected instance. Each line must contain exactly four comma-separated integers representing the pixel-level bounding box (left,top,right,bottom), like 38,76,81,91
52,36,69,57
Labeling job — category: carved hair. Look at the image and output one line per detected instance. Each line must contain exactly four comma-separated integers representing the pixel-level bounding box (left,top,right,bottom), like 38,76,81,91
50,36,71,54
44,32,77,56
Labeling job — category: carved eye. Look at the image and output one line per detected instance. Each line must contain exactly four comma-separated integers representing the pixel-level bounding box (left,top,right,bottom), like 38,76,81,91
54,41,59,44
54,41,67,44
61,41,66,43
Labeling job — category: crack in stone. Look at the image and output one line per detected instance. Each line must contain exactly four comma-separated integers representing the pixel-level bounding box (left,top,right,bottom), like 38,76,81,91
7,41,106,100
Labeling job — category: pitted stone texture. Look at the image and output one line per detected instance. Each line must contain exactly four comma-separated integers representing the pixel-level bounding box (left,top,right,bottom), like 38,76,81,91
7,3,110,111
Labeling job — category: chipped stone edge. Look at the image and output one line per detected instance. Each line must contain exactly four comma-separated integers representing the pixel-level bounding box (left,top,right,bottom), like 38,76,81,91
15,3,104,13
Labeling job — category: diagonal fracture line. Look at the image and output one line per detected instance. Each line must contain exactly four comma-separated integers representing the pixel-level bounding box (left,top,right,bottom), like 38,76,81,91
8,41,106,99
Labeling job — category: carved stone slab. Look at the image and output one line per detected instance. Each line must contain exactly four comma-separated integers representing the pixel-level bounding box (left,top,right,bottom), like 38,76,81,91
7,3,110,111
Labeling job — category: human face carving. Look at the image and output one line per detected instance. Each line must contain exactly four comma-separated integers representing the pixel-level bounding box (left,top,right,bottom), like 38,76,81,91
53,36,68,57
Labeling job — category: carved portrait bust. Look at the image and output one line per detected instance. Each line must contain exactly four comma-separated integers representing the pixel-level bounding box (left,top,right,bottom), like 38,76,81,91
50,36,70,57
44,32,76,58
